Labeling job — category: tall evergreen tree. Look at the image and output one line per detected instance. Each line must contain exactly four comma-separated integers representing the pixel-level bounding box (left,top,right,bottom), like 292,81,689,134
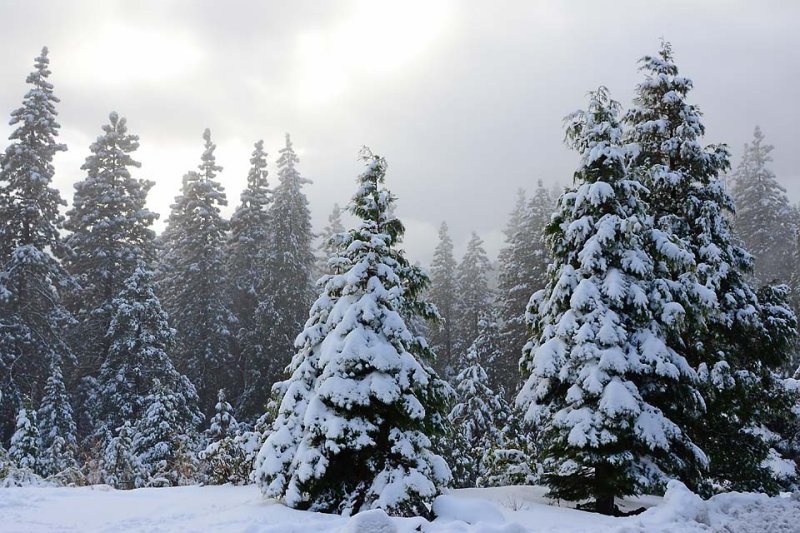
254,149,450,517
227,140,272,416
37,354,77,476
626,41,799,494
158,129,235,414
454,232,493,358
731,126,797,286
64,112,157,384
497,183,553,395
253,133,314,394
0,47,73,442
95,266,200,441
517,88,707,514
427,222,459,378
316,203,346,277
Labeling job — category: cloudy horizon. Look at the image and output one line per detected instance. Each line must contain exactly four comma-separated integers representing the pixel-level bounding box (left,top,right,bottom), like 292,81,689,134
0,0,797,265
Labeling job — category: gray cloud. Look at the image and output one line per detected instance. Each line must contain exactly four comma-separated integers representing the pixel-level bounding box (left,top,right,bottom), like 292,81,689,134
0,0,797,264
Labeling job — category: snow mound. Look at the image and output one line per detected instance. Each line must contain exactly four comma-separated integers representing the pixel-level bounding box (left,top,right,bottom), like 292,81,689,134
706,491,800,533
341,509,397,533
633,480,709,529
432,494,505,524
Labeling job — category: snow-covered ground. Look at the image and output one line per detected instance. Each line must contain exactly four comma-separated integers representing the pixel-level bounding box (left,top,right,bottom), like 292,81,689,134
2,481,799,532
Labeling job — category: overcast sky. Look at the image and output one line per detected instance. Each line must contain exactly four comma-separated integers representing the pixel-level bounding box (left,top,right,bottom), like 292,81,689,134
0,0,797,264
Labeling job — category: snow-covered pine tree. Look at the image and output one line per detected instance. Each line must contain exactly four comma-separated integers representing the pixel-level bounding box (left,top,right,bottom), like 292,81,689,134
454,232,493,359
37,354,77,477
95,266,200,441
427,222,459,378
134,378,202,487
731,126,797,287
256,133,315,391
227,140,272,418
9,404,41,473
0,47,73,442
316,203,346,277
158,129,235,415
208,389,237,442
447,312,507,487
254,149,450,517
102,421,144,489
64,112,157,388
201,389,248,485
626,41,799,494
479,406,540,488
517,87,706,514
496,183,554,395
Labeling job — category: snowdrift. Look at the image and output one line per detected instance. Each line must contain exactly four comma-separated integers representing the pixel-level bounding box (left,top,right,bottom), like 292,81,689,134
2,481,799,532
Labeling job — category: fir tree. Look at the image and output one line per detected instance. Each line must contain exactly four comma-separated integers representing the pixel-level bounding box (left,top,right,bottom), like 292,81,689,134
626,41,799,494
731,126,797,286
95,266,199,440
227,140,272,417
468,308,505,393
9,405,40,472
134,378,202,487
102,421,144,489
158,129,235,414
208,389,237,442
517,88,707,514
236,135,314,419
0,47,73,441
479,408,540,488
37,354,77,476
63,112,157,384
497,183,553,396
201,391,247,486
257,133,315,392
316,203,346,277
427,222,459,378
255,149,450,517
447,313,507,487
454,232,493,358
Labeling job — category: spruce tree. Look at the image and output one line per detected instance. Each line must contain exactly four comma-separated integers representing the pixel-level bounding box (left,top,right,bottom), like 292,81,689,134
479,408,539,488
64,112,157,384
158,129,235,414
257,133,315,391
102,421,144,489
448,313,507,487
731,126,797,286
626,41,799,494
134,378,202,486
227,140,272,417
37,354,77,476
427,222,459,378
95,266,200,440
255,149,450,517
240,133,315,411
201,389,247,485
454,232,493,357
497,183,553,395
208,389,237,442
0,47,73,441
517,88,706,514
316,203,346,277
9,405,40,472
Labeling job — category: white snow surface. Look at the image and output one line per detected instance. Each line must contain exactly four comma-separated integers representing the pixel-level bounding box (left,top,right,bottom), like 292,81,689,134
2,481,799,532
